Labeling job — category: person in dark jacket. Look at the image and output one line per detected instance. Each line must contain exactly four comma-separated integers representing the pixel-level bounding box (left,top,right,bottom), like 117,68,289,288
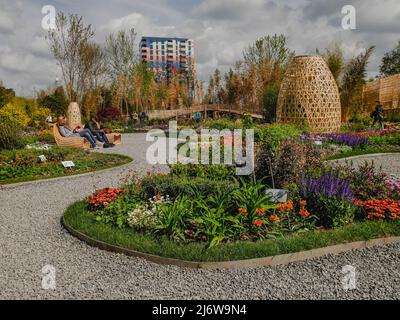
371,101,385,130
85,117,114,148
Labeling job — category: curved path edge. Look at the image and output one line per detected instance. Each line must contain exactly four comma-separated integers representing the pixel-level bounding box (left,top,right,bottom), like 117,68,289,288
61,215,400,270
328,152,400,163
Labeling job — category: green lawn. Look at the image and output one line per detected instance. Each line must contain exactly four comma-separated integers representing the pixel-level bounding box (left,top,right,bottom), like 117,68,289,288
64,201,400,262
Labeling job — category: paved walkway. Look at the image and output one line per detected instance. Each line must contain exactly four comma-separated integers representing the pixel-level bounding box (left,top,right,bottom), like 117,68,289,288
1,134,400,299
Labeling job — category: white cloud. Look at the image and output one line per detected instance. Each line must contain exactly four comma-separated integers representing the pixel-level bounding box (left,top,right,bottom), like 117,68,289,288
0,0,399,96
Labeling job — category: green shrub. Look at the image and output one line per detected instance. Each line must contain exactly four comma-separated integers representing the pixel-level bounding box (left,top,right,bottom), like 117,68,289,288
254,123,304,154
262,85,279,122
0,122,24,149
140,175,240,199
169,163,236,180
369,132,400,145
206,118,242,131
0,102,30,127
386,114,400,122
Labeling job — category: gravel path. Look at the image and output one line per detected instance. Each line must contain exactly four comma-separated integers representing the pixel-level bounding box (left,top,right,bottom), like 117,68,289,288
1,134,400,300
332,153,400,182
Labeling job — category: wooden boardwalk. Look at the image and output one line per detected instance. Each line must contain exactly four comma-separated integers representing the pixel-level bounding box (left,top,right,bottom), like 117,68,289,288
147,105,263,120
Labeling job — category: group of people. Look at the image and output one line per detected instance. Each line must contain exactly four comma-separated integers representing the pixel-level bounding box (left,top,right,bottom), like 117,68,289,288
57,116,115,149
128,111,148,126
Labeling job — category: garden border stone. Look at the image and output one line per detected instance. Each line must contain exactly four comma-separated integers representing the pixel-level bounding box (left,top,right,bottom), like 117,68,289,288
61,215,400,270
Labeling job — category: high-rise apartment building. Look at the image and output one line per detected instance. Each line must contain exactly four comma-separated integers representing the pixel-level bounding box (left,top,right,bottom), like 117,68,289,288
140,36,195,88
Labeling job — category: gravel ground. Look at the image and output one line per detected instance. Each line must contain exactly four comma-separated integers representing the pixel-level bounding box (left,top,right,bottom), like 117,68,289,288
1,133,400,300
333,153,400,182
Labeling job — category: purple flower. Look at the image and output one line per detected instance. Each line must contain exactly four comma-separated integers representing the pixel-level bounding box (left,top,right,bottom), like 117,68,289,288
300,169,354,201
301,133,369,148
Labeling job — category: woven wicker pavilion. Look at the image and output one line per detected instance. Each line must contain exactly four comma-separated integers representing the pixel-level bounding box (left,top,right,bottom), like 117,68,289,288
276,55,342,133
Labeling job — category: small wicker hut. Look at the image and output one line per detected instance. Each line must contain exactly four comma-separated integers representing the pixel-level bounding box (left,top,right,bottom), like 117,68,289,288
276,55,341,133
67,102,82,129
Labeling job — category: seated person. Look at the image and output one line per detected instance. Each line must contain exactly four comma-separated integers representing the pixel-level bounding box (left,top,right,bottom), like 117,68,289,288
85,116,115,148
57,116,99,149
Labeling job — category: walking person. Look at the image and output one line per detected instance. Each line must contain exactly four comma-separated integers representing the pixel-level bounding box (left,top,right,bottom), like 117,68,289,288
371,101,385,130
139,111,147,126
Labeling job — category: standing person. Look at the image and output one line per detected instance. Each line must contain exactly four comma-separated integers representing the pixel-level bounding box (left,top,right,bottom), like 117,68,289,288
85,116,114,148
139,111,147,126
129,112,138,126
193,111,202,123
371,101,385,130
57,116,99,149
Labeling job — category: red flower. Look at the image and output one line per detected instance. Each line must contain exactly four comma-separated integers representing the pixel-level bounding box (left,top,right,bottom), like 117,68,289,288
277,201,293,213
299,209,310,218
269,214,280,223
300,200,307,208
87,187,124,210
256,208,265,216
253,219,263,227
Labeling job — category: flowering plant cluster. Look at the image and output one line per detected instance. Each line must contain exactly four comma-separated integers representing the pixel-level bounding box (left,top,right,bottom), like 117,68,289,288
341,163,400,201
354,199,400,221
353,126,399,137
87,187,124,210
127,194,171,230
248,200,315,236
300,169,356,227
301,133,370,148
300,169,354,201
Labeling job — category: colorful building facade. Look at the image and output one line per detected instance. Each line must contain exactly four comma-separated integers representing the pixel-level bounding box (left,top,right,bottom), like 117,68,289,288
140,36,195,88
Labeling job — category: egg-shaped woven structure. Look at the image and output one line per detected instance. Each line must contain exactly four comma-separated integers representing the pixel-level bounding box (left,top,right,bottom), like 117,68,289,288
276,55,341,133
67,102,82,129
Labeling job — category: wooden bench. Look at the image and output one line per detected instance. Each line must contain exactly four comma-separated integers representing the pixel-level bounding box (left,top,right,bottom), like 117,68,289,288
53,124,122,149
53,124,91,149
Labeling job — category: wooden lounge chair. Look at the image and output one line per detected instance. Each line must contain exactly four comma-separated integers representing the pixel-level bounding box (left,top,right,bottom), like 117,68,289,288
53,124,91,149
107,133,122,145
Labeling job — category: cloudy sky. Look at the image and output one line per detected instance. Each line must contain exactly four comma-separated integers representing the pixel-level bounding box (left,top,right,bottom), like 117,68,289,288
0,0,399,96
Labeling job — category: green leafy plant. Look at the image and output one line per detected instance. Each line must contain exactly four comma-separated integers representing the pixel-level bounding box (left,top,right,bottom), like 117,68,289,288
154,195,192,241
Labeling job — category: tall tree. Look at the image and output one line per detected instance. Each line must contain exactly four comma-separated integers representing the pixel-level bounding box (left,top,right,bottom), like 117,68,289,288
380,41,400,76
105,29,138,114
341,46,375,119
47,12,95,102
37,86,68,116
0,82,15,107
78,41,107,118
322,44,345,85
243,34,294,70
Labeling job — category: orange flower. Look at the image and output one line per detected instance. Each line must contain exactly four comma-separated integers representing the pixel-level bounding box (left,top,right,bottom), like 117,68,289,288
256,207,265,216
299,209,310,218
278,201,293,213
300,200,307,208
269,214,280,223
156,194,162,201
238,208,248,216
253,219,263,227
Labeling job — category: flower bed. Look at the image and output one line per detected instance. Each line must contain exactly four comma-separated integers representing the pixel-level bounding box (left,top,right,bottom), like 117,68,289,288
0,147,132,185
62,120,400,261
